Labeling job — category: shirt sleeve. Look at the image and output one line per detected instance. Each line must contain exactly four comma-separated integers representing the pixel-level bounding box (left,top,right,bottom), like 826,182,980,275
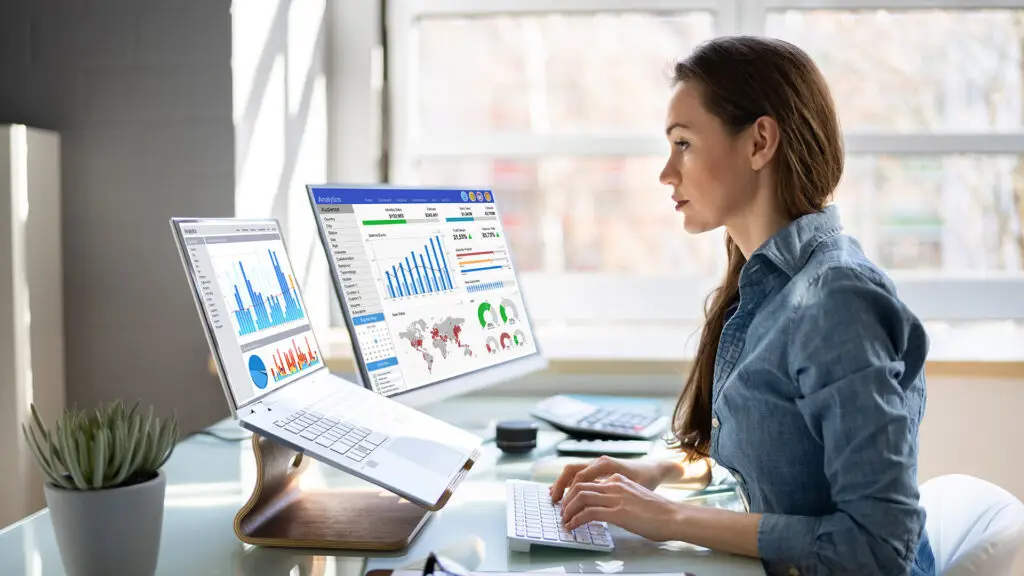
756,266,929,575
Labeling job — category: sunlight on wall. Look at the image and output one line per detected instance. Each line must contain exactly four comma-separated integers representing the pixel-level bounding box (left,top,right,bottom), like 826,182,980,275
235,54,285,218
232,0,330,331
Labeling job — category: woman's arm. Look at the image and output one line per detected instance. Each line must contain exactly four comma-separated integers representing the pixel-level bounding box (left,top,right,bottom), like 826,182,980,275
669,502,763,557
558,473,761,557
656,455,713,490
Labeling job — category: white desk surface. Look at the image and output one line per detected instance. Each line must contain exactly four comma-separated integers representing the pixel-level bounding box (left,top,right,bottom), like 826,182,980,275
0,395,764,576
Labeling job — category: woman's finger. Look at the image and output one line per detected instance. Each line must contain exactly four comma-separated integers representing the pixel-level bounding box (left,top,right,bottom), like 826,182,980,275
551,458,615,502
560,491,617,526
564,506,615,531
549,463,588,501
558,458,616,500
560,480,612,512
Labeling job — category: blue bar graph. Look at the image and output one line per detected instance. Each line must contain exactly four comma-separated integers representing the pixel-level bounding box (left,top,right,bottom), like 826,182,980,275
384,236,457,298
231,249,305,337
419,254,433,291
467,281,506,294
435,236,453,289
427,247,442,291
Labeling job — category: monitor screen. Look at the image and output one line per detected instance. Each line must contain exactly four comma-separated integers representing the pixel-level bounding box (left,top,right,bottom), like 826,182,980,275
174,219,325,408
308,186,540,398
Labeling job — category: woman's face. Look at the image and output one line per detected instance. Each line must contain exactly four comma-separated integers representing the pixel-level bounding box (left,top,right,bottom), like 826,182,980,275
659,81,758,235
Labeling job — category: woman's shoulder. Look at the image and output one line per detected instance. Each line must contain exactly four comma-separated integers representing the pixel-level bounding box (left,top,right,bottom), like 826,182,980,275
782,233,929,362
792,233,899,304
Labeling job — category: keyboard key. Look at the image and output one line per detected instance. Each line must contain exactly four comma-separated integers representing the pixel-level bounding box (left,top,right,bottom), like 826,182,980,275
364,432,388,445
330,442,349,455
300,430,318,441
315,436,333,447
274,420,287,427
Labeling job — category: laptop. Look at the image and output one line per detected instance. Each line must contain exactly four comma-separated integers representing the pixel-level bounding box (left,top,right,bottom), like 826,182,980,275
170,217,483,510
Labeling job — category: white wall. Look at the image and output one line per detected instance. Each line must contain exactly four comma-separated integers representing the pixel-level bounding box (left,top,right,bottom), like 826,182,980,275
917,375,1024,574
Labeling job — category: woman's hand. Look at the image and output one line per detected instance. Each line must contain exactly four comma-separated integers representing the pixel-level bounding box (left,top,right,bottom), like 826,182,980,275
560,473,684,542
549,456,674,503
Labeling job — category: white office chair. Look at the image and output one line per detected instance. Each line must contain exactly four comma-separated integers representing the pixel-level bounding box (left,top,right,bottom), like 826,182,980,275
920,474,1024,575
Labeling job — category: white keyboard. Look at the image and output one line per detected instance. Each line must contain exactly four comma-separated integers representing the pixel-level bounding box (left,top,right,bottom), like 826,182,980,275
506,480,614,552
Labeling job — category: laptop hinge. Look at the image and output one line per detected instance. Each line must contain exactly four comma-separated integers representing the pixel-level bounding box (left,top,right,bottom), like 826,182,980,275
246,401,272,415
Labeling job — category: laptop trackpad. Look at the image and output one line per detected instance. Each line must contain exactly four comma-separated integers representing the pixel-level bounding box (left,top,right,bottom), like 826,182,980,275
385,436,464,475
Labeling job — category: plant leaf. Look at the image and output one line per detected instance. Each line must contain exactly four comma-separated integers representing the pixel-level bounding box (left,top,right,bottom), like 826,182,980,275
155,420,179,470
60,419,88,490
92,429,107,488
76,431,91,488
23,423,72,489
113,409,142,484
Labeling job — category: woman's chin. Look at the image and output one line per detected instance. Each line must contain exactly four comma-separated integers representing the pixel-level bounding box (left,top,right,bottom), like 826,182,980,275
682,216,713,235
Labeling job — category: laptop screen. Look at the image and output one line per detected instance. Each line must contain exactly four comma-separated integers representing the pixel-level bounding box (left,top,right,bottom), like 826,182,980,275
308,186,539,398
175,219,325,408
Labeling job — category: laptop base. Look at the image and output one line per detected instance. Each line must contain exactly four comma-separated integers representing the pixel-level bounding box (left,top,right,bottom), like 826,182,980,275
234,434,432,551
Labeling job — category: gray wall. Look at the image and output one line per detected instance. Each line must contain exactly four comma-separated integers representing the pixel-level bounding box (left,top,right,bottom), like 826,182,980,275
0,0,234,432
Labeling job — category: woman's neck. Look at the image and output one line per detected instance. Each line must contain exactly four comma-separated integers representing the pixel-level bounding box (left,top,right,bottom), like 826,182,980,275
726,191,791,260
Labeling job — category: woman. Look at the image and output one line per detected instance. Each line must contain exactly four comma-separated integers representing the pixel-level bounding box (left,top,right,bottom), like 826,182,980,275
549,36,935,576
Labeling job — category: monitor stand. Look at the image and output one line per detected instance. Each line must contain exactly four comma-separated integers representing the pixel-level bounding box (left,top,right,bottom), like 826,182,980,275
234,434,445,550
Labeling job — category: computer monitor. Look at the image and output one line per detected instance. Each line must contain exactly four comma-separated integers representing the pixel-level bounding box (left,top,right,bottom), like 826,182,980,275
306,185,547,407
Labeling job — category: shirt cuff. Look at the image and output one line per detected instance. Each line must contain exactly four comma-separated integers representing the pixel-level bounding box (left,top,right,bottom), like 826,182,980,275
757,512,820,573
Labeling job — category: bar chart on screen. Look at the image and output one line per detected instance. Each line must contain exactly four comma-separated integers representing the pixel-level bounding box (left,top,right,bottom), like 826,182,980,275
244,335,322,391
369,234,457,300
209,240,308,340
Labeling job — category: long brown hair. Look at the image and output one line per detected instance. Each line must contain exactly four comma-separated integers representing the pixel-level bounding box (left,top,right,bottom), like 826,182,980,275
669,36,844,461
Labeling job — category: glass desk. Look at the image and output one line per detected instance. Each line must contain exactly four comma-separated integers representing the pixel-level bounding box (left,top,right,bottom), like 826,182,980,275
0,396,764,576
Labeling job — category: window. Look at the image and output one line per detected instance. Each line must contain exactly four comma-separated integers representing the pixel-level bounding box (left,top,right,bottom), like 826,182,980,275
385,0,1024,358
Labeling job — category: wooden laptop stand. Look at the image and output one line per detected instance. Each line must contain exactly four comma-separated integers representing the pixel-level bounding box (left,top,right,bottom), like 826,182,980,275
234,434,469,551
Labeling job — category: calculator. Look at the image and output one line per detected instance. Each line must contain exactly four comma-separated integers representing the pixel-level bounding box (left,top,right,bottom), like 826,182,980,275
530,395,669,440
555,438,654,457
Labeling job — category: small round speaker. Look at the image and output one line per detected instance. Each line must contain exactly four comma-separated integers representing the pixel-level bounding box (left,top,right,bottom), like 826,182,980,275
495,420,539,454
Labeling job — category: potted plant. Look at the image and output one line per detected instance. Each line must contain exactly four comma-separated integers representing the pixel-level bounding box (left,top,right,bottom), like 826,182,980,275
22,400,179,576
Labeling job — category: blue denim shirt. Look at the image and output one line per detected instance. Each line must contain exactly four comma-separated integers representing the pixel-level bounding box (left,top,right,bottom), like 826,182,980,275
708,206,935,575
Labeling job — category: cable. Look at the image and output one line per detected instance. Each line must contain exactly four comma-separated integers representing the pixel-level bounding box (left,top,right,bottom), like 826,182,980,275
188,429,252,443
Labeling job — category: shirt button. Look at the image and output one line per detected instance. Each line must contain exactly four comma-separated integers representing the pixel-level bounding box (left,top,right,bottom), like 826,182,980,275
711,417,720,428
788,567,799,576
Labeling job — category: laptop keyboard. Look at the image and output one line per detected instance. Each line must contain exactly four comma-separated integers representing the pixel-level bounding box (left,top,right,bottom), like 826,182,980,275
274,408,388,464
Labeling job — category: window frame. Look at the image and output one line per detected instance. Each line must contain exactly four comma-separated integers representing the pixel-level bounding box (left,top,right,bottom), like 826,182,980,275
384,0,1024,335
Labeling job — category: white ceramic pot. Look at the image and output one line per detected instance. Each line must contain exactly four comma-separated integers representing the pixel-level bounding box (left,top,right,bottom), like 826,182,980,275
43,470,166,576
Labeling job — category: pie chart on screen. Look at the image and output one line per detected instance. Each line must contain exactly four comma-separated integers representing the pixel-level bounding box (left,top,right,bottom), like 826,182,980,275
249,355,269,389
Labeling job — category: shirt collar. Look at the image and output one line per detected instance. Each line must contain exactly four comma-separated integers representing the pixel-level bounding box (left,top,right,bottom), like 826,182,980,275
751,204,843,277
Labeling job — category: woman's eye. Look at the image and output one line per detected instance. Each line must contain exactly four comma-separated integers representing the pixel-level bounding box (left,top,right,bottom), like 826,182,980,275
674,140,689,150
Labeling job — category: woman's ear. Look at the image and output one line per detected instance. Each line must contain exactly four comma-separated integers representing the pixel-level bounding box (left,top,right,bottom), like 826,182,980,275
749,116,780,171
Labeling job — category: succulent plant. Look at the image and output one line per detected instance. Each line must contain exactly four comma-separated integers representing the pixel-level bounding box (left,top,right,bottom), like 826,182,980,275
22,401,179,491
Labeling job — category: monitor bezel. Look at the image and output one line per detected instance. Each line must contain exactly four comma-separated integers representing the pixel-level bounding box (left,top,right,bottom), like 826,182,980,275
305,183,548,408
169,216,329,416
